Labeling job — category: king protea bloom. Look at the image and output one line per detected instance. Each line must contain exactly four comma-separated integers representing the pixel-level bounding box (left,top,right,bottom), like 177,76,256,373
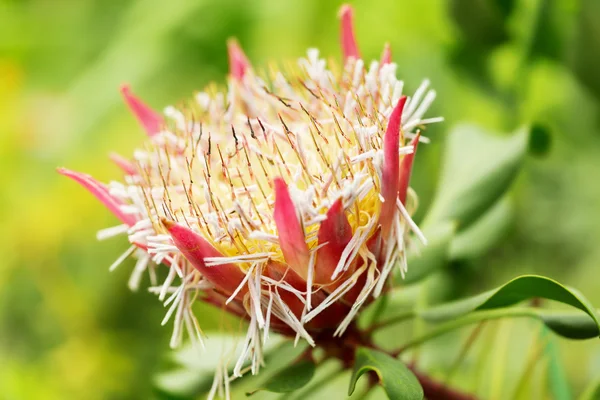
59,4,441,393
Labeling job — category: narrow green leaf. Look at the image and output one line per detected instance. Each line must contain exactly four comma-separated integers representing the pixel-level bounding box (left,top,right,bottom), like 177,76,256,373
247,359,316,395
424,124,530,231
449,196,512,260
154,335,305,398
420,275,600,334
542,328,573,400
402,308,600,353
540,311,600,339
154,334,251,397
395,275,600,350
349,347,423,400
172,334,262,371
153,367,209,399
578,377,600,400
489,320,512,399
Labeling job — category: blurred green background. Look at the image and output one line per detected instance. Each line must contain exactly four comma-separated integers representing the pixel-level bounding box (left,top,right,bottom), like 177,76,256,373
2,0,600,398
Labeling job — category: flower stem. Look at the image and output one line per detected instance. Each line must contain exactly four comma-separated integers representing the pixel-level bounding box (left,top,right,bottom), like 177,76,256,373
409,365,478,400
365,309,415,334
443,322,487,384
393,307,537,355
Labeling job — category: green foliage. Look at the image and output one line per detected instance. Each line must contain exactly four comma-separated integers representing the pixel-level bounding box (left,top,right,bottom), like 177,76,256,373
154,334,258,397
528,123,552,156
544,329,573,400
449,195,513,260
2,0,600,398
247,359,316,395
402,221,455,285
578,377,600,400
420,275,600,329
403,122,542,284
424,124,531,231
155,336,307,398
349,347,423,400
404,307,599,350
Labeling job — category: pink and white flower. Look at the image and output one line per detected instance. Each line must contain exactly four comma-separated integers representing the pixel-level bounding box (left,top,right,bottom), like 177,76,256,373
59,4,441,395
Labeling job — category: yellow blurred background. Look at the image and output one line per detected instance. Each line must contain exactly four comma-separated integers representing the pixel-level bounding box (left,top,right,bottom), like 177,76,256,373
2,0,600,398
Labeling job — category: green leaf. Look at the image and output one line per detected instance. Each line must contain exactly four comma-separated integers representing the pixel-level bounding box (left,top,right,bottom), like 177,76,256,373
542,328,572,400
401,308,600,353
528,123,552,156
449,196,513,259
571,0,600,101
154,334,302,398
420,275,600,331
540,311,600,340
400,221,456,285
153,367,209,399
424,124,530,231
226,340,310,398
349,347,423,400
247,359,316,395
154,333,252,397
578,377,600,400
396,275,600,350
172,333,262,371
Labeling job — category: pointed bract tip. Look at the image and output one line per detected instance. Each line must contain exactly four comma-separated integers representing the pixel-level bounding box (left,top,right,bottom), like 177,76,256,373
381,43,392,65
273,177,310,281
398,132,421,205
120,84,164,137
339,4,361,61
338,3,353,17
160,217,176,230
163,219,247,297
57,166,85,176
386,96,407,142
109,152,137,175
119,83,131,95
227,38,251,81
56,166,71,176
273,176,286,192
412,131,422,144
58,167,137,226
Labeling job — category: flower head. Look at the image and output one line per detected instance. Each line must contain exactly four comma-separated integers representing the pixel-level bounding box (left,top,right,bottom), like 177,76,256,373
59,4,441,392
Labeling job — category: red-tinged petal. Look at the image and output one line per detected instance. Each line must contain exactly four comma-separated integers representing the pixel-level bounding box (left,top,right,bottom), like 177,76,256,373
266,260,306,290
380,96,407,237
161,219,246,298
339,4,361,61
314,198,353,285
227,38,251,81
398,133,420,206
273,178,310,280
265,262,306,321
120,84,164,137
58,167,137,226
109,152,137,175
129,240,174,267
309,299,351,331
380,42,392,65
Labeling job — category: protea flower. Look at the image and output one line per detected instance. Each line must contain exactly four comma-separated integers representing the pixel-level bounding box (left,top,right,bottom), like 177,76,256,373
59,4,440,395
